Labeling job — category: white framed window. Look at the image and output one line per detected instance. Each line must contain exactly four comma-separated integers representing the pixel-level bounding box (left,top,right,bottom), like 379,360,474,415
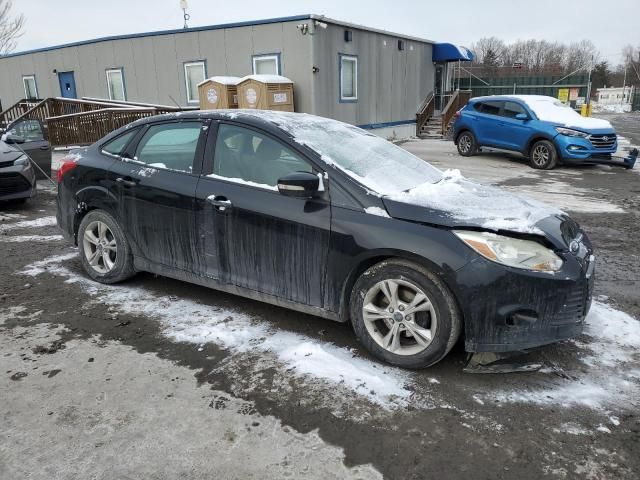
184,61,206,104
340,55,358,102
106,68,126,101
252,54,280,75
22,75,38,100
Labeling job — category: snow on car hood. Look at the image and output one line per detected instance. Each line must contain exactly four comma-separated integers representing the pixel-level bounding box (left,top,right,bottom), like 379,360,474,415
384,170,565,235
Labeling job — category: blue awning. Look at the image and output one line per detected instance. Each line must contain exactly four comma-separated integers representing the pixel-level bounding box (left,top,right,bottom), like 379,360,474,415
432,43,474,62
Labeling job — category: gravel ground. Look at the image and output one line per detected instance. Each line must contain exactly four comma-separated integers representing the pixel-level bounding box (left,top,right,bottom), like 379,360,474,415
1,116,639,479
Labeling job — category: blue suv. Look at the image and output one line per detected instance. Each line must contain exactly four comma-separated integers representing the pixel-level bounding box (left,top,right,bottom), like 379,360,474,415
453,95,621,170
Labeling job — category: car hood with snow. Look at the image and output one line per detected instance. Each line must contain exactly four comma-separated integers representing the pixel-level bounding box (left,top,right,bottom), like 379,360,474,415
381,169,567,237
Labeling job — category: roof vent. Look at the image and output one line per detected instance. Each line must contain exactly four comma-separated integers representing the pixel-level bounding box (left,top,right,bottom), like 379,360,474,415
344,30,353,42
398,40,405,51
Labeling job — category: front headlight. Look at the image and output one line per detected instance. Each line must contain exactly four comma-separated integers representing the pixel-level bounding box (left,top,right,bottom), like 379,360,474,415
555,127,588,138
454,230,563,272
14,155,29,166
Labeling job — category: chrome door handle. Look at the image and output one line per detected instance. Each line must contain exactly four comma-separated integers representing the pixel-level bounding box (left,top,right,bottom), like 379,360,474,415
207,195,233,212
116,177,137,187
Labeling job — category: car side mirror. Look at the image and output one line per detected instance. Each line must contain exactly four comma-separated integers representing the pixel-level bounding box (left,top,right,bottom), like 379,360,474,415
2,133,26,144
515,113,529,121
277,171,319,198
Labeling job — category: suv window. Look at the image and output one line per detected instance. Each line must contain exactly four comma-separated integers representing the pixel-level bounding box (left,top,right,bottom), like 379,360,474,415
135,122,201,173
102,129,138,156
213,124,312,187
502,101,528,119
9,119,44,142
480,101,503,116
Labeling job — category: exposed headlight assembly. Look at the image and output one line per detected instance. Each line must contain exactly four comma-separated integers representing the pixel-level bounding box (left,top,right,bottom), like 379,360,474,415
555,127,588,138
13,154,29,166
454,230,563,272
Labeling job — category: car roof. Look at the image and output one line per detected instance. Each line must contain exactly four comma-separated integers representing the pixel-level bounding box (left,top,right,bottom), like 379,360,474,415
470,94,558,104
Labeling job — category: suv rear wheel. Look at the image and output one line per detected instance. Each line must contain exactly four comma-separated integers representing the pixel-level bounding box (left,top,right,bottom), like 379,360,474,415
350,259,461,369
78,210,135,284
529,140,558,170
457,131,477,157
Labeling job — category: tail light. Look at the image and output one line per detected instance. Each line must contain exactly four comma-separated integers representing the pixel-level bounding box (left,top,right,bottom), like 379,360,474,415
56,154,80,183
454,110,462,118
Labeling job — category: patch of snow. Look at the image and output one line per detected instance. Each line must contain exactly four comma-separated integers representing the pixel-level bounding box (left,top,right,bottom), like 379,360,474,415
609,416,620,426
364,207,390,218
552,423,591,436
507,95,613,130
0,216,57,231
596,425,611,434
592,102,631,114
205,173,278,191
0,234,63,242
389,169,562,234
239,74,293,84
486,301,640,411
19,252,413,410
197,76,241,87
147,163,167,169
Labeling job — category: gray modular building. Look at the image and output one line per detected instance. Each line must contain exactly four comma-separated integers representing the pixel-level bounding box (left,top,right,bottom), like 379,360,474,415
0,14,472,138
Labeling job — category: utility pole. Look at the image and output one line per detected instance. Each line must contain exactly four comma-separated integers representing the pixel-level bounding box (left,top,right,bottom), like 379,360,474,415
621,54,628,108
586,54,594,107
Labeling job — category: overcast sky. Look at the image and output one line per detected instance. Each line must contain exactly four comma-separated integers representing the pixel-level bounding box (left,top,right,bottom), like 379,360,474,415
11,0,638,66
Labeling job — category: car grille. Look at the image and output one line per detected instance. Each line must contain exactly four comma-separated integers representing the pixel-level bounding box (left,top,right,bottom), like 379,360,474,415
0,160,14,168
588,134,617,149
0,172,31,195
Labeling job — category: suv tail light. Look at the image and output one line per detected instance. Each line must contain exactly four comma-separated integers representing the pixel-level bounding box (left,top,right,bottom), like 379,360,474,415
56,155,79,183
455,109,462,118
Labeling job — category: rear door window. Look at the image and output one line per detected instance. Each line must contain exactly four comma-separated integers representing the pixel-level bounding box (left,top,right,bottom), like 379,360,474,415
502,102,528,119
480,101,503,116
134,122,202,173
102,129,139,156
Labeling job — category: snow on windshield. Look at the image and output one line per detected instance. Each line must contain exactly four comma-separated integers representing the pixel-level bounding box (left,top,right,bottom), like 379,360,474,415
511,95,613,130
234,111,442,194
390,169,564,234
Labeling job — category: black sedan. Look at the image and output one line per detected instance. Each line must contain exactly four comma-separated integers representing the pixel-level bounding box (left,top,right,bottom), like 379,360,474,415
56,111,595,369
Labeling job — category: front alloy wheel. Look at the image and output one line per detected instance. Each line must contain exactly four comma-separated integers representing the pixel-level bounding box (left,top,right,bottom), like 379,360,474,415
350,259,461,369
83,221,117,274
362,279,437,356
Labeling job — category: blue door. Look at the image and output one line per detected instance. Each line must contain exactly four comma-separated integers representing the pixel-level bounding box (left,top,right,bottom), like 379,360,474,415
58,71,77,98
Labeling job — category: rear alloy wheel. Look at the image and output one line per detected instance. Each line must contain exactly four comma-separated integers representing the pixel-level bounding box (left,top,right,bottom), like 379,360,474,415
457,131,477,157
350,260,461,369
530,140,558,170
78,210,135,284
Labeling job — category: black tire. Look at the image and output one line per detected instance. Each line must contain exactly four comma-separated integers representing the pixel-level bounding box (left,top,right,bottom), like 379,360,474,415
78,209,135,284
456,131,477,157
350,259,462,369
529,140,558,170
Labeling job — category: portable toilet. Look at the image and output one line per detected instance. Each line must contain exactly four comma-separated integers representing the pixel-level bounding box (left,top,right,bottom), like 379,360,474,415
197,76,241,110
236,75,294,111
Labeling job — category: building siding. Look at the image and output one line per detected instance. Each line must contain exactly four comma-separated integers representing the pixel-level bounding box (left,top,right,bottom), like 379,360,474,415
0,16,435,134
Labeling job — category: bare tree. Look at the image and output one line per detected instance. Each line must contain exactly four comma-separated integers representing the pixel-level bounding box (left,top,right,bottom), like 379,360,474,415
0,0,25,56
471,37,507,66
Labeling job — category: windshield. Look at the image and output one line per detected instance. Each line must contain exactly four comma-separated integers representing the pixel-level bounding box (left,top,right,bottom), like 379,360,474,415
239,111,443,195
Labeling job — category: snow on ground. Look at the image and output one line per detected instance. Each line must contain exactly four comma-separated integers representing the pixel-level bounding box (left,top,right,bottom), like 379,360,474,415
0,234,64,242
0,216,57,231
19,252,413,411
17,252,640,416
487,300,640,410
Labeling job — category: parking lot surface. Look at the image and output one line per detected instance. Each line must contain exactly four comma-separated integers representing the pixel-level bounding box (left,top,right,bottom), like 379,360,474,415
1,116,639,479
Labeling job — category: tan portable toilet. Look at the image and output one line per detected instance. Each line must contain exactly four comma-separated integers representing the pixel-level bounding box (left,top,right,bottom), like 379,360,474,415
237,75,294,111
197,76,241,110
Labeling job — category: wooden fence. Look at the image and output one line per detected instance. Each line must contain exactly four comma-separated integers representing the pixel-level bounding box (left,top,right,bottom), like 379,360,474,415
47,107,178,146
0,99,43,130
415,91,435,137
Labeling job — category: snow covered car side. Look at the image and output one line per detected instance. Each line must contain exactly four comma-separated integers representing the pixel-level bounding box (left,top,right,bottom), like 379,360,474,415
453,95,627,170
56,111,595,369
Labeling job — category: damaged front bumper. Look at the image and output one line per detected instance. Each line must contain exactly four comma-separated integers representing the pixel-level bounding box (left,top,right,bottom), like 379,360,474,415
453,250,595,353
562,148,638,169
